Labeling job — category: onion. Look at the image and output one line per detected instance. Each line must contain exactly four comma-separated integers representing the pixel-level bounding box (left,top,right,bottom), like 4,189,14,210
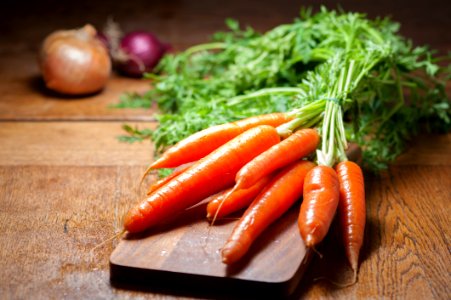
115,31,167,77
101,20,168,77
39,24,112,95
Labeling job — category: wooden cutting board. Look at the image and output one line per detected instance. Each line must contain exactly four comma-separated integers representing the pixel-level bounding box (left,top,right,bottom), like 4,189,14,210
109,145,364,298
110,202,311,298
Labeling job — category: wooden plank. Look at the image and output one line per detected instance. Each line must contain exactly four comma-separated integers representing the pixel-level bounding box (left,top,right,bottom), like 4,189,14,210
290,165,451,299
0,122,154,166
0,52,156,121
1,164,449,299
0,165,149,299
394,134,451,166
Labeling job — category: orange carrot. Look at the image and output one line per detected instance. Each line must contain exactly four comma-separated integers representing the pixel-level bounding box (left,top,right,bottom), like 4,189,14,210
298,165,340,248
234,128,319,190
124,125,280,233
335,161,366,274
144,113,292,172
221,160,315,264
206,175,272,220
233,112,292,129
146,162,194,195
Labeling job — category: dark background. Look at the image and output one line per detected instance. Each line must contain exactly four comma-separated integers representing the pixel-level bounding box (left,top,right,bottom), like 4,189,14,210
0,1,450,299
2,0,450,53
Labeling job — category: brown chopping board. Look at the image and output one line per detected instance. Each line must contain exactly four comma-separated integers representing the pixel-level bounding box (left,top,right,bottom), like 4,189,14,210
109,145,363,298
110,201,311,298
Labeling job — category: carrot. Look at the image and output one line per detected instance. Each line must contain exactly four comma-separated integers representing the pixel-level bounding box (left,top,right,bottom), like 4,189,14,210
233,112,292,129
221,160,315,264
146,162,194,195
206,175,272,220
143,113,292,173
298,165,340,248
234,128,319,190
335,161,366,275
124,125,280,233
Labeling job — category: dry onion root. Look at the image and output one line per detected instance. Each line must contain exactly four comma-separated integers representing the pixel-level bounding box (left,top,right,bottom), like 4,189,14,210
39,24,111,95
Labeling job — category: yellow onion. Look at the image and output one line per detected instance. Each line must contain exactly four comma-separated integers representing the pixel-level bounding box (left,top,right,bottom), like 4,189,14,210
39,24,111,95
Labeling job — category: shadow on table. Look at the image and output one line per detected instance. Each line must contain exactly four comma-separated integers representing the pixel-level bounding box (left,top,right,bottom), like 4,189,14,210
27,75,103,99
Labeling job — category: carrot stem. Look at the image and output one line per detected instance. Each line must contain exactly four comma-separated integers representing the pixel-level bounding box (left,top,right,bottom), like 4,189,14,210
183,42,227,57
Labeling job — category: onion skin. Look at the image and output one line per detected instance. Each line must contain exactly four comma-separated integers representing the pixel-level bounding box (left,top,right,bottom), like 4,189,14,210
39,24,111,95
116,31,166,77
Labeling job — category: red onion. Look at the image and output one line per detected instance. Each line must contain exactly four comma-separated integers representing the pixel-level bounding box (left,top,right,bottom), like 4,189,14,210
118,31,165,76
116,31,167,77
101,19,169,77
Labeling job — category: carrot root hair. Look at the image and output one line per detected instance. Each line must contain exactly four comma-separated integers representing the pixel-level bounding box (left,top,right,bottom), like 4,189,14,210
140,165,154,184
309,245,324,259
89,229,126,253
313,266,358,288
209,188,235,226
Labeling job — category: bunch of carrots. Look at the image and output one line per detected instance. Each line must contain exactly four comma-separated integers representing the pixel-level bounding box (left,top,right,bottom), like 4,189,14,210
123,101,365,280
116,8,450,287
121,47,381,282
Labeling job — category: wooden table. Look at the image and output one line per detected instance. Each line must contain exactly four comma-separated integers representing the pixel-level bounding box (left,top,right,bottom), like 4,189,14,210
1,1,450,299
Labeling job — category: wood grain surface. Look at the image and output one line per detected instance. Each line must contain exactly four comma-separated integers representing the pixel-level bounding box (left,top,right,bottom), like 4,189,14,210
0,122,154,166
294,166,451,299
0,0,450,299
0,165,142,299
0,53,155,121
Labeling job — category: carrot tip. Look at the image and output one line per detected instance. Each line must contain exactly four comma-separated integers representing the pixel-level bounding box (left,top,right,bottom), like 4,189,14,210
347,247,360,271
221,256,230,264
221,241,243,265
221,247,231,264
304,234,315,248
350,258,358,273
140,165,154,184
